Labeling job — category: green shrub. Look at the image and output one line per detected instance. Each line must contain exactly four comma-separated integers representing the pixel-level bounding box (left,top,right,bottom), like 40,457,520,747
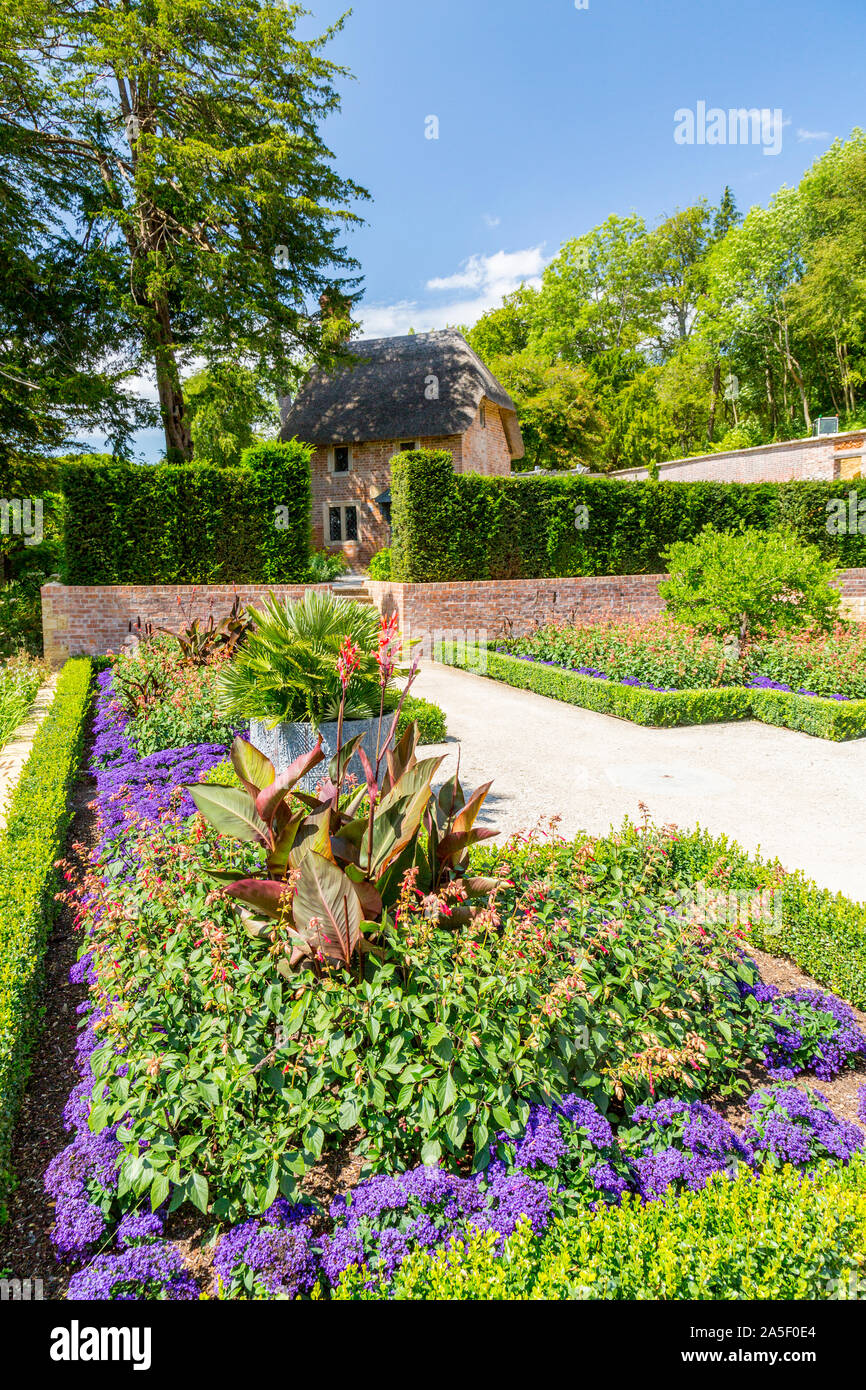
441,644,866,741
337,1160,866,1300
0,657,92,1209
367,548,392,581
390,462,866,581
217,590,388,727
661,526,841,653
398,693,446,744
304,549,348,583
61,451,311,584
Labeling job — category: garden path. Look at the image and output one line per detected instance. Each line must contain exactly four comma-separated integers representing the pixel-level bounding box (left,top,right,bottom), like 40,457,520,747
412,662,866,904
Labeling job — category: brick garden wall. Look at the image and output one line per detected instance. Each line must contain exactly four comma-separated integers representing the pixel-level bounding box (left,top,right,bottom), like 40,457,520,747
42,569,866,666
614,431,866,483
40,583,330,667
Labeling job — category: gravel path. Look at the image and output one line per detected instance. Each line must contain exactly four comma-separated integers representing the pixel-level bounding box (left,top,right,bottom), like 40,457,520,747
412,662,866,904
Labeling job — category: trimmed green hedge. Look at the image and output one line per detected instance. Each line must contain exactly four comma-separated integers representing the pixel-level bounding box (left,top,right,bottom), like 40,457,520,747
440,645,866,741
61,443,311,584
391,451,866,581
0,658,92,1209
336,1160,866,1300
398,694,446,745
666,826,866,1009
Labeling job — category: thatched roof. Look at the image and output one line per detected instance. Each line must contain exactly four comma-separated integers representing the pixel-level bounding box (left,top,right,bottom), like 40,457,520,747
281,329,524,458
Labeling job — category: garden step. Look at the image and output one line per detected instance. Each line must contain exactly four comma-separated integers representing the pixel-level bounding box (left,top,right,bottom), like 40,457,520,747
330,581,375,605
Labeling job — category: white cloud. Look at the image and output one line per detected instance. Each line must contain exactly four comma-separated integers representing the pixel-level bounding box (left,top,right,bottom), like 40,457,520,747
359,246,546,339
482,213,501,228
797,127,831,142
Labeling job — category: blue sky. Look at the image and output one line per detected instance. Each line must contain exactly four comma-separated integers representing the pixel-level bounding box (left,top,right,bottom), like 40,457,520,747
104,0,866,459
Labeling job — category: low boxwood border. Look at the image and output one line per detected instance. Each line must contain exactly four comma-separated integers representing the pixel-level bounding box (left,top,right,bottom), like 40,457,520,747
336,1159,866,1301
665,826,866,1009
438,645,866,741
0,658,92,1210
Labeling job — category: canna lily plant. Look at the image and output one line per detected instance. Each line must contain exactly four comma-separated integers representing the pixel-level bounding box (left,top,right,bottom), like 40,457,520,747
188,624,500,980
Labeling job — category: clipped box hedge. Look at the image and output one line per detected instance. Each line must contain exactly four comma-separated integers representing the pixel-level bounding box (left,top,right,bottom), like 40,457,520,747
666,826,866,1010
337,1159,866,1301
439,644,866,742
60,442,311,585
390,450,866,582
0,658,92,1207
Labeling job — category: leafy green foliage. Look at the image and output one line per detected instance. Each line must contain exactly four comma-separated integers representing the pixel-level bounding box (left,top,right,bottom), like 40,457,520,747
80,808,773,1217
661,526,841,652
60,452,311,584
3,0,368,460
0,658,91,1211
112,634,242,756
485,351,605,472
367,549,392,581
336,1160,866,1300
218,590,388,726
185,364,280,466
189,715,495,973
391,457,866,582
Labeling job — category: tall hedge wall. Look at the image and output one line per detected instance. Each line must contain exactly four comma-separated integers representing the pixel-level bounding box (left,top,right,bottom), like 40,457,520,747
61,450,311,584
390,452,866,582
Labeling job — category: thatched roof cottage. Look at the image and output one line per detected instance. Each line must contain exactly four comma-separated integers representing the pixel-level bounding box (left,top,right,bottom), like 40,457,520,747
281,329,524,564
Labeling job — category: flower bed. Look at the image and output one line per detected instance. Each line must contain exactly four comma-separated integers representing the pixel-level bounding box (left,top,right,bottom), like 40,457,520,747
42,672,866,1298
0,653,46,752
441,643,866,741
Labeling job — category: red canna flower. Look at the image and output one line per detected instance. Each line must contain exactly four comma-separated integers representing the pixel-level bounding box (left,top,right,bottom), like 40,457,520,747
336,637,361,692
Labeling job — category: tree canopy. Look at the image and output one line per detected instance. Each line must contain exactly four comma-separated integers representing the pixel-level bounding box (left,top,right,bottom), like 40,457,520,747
467,136,866,472
1,0,368,460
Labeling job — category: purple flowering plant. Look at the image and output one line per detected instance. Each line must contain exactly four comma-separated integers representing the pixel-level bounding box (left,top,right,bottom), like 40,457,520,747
743,1085,865,1171
212,1199,319,1299
760,989,866,1081
618,1098,753,1198
493,1094,633,1212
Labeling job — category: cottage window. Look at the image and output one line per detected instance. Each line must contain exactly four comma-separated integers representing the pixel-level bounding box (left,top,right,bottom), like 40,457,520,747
327,503,359,544
333,445,350,473
400,441,416,453
479,403,487,428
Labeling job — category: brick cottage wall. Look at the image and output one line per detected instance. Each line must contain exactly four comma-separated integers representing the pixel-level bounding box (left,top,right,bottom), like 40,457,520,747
305,396,513,566
614,431,866,483
42,569,866,666
309,434,463,567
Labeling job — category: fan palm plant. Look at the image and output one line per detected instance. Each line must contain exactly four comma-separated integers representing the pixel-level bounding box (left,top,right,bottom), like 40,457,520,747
218,590,392,728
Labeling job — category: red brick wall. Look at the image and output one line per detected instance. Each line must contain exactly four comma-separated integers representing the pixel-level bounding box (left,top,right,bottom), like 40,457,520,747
40,583,330,667
44,569,866,666
367,569,866,648
615,431,866,483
